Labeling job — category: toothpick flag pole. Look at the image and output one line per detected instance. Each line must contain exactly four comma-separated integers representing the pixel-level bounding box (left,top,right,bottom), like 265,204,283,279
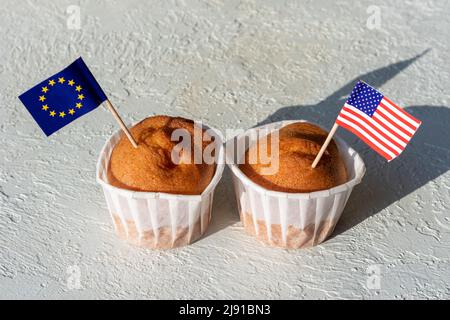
311,123,338,168
105,100,138,148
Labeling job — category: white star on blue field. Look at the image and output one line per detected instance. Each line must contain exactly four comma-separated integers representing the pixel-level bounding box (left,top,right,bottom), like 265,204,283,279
347,81,384,117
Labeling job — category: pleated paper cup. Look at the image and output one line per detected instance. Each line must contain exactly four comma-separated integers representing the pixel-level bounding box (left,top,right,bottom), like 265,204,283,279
226,120,366,249
96,124,225,249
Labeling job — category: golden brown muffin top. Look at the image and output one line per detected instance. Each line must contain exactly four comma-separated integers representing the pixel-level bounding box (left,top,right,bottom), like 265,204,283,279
239,122,347,193
108,116,216,195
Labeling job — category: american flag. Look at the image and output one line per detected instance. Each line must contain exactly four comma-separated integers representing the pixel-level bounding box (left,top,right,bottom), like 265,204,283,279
336,81,421,161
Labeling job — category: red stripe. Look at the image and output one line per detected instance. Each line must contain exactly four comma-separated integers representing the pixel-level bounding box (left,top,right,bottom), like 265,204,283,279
379,101,417,131
383,97,421,125
336,119,392,161
341,106,405,151
338,113,399,156
370,114,410,144
373,110,414,138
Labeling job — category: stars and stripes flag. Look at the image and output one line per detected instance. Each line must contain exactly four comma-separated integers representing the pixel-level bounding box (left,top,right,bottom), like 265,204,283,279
336,81,421,161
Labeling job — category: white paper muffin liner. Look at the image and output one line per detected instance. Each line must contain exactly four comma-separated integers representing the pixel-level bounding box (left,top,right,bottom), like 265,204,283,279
226,120,366,248
96,124,225,249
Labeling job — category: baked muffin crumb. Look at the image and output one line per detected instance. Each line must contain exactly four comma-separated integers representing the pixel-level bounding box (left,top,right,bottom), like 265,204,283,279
239,122,347,193
108,115,216,195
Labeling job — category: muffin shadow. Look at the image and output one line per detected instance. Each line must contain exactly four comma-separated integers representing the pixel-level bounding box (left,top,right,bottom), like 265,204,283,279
256,50,450,237
203,167,241,238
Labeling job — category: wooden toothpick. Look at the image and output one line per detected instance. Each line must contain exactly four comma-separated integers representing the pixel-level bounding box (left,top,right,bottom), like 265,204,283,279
311,123,339,168
105,100,138,148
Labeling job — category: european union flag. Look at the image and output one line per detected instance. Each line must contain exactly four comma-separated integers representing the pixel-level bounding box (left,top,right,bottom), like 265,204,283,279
19,57,107,136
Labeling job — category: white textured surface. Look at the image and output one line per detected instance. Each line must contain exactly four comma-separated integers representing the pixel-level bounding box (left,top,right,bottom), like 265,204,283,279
0,0,449,299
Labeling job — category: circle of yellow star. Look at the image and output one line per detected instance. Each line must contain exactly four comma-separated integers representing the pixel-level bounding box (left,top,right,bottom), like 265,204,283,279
49,110,56,117
75,85,82,92
39,95,46,102
76,102,82,109
58,77,65,84
68,109,75,115
42,104,49,111
77,94,84,100
59,111,66,118
42,86,49,93
49,79,56,86
68,80,75,86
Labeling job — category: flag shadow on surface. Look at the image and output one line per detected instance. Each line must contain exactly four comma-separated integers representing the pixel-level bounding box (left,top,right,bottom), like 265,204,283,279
256,49,450,237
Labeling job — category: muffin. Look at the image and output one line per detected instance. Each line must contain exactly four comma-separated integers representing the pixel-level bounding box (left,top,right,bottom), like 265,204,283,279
239,122,347,193
97,115,224,249
108,115,215,194
227,120,365,249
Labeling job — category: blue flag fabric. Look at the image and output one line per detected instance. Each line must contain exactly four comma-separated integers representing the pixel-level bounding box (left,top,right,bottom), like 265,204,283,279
19,57,107,136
